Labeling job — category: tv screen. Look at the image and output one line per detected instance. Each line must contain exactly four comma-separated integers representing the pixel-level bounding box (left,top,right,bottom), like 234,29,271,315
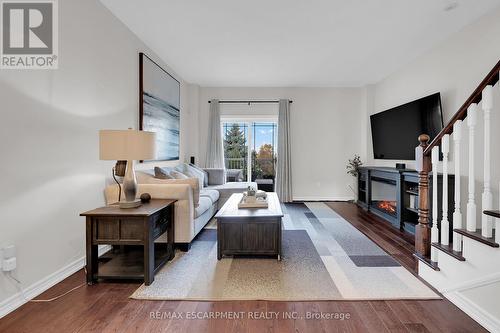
370,92,444,160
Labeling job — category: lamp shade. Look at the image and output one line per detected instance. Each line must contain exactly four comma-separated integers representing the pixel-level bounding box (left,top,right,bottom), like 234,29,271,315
99,129,156,161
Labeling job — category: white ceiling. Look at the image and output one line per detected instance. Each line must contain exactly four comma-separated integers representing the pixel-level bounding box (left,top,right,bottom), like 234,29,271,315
100,0,500,87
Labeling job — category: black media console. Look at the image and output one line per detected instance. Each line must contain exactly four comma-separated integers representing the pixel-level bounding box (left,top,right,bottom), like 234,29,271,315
357,166,454,237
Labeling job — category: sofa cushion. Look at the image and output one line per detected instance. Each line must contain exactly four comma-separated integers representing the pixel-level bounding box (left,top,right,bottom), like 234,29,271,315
206,181,257,197
204,168,225,185
194,201,216,236
176,163,205,189
195,196,213,218
170,170,188,179
138,168,155,178
136,170,158,183
208,182,256,210
154,166,174,179
226,169,243,182
200,189,220,204
135,171,200,207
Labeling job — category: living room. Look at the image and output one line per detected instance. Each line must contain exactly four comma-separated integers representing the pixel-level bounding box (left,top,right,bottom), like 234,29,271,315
1,0,500,332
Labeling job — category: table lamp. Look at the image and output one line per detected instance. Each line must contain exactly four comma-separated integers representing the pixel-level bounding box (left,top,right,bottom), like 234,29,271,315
99,129,156,208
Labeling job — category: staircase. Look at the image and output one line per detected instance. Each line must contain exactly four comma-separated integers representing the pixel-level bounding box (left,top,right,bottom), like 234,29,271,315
414,59,500,332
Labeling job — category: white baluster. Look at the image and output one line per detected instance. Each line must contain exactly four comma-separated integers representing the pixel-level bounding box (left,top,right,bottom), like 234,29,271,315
441,134,450,246
452,121,463,252
431,146,440,262
482,85,493,238
467,103,478,232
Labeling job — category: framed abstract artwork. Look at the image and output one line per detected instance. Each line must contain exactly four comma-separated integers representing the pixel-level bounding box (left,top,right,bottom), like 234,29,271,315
139,52,180,161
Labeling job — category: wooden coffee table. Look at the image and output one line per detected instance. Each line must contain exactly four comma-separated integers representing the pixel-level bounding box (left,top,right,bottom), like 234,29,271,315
215,192,284,260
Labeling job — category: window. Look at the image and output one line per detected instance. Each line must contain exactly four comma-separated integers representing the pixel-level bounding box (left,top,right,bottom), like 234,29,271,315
223,122,249,182
251,123,277,181
222,122,277,185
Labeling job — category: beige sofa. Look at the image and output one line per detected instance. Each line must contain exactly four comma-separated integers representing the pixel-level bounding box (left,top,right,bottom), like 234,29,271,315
104,167,256,251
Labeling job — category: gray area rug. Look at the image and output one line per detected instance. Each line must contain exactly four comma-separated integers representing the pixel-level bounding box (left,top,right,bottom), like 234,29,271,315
131,202,440,300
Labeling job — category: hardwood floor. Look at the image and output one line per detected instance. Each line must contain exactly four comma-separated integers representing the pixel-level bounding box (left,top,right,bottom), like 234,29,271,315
0,202,486,333
325,202,418,273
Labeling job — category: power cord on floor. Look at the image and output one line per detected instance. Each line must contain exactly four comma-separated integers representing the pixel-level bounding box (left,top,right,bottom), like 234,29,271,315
29,283,86,303
4,267,89,303
30,267,88,303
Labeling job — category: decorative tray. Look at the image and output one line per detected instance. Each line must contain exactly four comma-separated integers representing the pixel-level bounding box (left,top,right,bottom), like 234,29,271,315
238,196,268,209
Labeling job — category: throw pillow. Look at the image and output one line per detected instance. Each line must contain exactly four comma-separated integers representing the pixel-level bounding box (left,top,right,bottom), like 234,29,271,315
170,170,189,179
185,164,206,188
176,163,205,189
154,167,173,179
189,163,209,187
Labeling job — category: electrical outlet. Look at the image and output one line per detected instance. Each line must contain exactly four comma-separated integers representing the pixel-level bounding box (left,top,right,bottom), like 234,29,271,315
1,245,16,272
2,257,16,271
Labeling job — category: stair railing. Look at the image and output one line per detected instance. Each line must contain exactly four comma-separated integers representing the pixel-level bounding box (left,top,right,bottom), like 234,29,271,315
415,59,500,266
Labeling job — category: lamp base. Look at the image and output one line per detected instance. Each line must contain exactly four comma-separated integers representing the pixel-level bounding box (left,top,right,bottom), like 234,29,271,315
119,199,142,209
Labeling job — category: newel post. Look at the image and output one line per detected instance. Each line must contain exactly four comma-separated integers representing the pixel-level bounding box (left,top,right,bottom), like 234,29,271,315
415,134,431,258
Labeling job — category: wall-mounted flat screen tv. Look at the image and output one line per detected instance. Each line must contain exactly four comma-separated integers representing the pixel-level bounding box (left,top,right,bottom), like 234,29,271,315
370,92,444,160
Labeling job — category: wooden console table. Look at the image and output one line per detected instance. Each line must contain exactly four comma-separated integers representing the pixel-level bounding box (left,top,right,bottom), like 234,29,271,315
357,166,454,237
80,199,176,285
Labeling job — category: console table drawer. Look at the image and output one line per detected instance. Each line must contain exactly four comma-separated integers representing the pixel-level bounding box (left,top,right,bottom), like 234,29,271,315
152,212,170,239
93,217,143,243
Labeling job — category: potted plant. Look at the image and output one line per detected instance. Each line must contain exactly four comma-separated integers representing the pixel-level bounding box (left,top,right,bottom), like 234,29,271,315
346,154,363,202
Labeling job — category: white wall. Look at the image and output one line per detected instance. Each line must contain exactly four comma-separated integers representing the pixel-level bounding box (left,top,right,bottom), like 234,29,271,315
365,6,500,225
0,0,196,314
366,6,500,169
198,87,365,201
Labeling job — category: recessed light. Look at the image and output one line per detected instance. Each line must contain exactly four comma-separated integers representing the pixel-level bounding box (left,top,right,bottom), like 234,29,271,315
444,2,459,12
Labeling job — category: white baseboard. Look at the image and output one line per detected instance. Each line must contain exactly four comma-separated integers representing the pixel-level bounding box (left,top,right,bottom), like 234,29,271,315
445,291,500,332
442,271,500,294
0,257,84,319
0,245,111,319
293,196,354,202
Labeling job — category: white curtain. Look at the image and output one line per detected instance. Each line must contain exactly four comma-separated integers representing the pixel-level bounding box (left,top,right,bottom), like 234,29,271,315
276,99,293,202
205,99,224,168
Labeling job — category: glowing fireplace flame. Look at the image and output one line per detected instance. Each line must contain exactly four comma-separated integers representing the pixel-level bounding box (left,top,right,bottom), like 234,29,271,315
378,201,397,214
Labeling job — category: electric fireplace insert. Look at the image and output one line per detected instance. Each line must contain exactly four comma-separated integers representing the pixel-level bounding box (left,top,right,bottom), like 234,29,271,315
370,176,399,226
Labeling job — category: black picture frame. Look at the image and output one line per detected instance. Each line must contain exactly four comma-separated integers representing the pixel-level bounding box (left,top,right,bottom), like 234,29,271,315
139,52,181,161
